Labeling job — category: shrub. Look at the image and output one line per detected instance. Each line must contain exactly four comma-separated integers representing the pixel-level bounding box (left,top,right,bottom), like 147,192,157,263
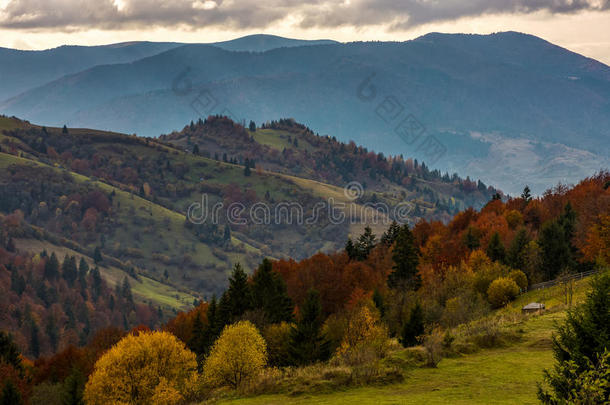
423,328,444,368
508,269,528,291
263,322,292,367
203,321,267,389
487,277,520,308
84,331,199,405
335,304,391,364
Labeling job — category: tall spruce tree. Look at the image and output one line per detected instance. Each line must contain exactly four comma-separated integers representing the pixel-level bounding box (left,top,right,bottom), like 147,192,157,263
381,221,401,246
251,258,294,323
356,226,376,260
226,263,252,320
486,232,506,263
507,228,530,270
288,289,329,366
539,271,610,403
387,225,420,289
400,302,425,347
62,255,78,286
44,252,60,280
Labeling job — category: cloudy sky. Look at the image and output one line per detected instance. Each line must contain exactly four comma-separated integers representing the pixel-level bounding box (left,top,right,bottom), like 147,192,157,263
1,0,609,64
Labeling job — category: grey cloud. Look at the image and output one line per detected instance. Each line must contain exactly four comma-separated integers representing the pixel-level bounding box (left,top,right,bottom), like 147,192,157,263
0,0,608,30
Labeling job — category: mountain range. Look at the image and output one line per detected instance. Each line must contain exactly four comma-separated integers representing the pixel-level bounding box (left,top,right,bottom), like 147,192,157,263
1,32,608,194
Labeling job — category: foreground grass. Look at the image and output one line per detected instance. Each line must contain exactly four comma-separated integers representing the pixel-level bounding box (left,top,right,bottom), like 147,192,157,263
215,279,593,405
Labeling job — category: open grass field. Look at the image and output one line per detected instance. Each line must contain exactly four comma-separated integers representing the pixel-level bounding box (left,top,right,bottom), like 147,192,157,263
214,278,594,405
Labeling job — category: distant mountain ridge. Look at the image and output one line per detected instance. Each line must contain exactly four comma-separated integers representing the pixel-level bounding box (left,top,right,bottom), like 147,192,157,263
1,32,609,194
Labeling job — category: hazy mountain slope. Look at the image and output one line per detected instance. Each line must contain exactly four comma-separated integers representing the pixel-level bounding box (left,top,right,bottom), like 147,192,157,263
210,34,338,52
0,41,182,101
2,32,609,194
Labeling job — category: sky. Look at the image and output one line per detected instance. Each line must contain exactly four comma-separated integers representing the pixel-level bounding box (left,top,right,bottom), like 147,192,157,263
1,0,609,65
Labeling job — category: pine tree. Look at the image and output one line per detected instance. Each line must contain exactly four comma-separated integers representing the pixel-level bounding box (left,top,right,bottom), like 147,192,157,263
46,315,59,352
380,221,401,246
288,289,329,366
121,277,134,307
30,319,40,358
251,258,294,323
486,232,506,263
62,255,78,286
62,125,68,134
249,120,256,131
244,161,251,176
507,228,529,270
373,289,385,318
91,267,102,302
387,225,420,289
188,312,206,370
463,226,480,250
356,226,376,260
0,331,22,372
226,263,252,319
0,380,22,405
203,295,220,352
93,246,102,264
539,205,577,280
44,252,60,280
345,238,356,260
521,185,532,203
400,302,424,347
78,258,89,291
539,271,610,403
193,144,200,155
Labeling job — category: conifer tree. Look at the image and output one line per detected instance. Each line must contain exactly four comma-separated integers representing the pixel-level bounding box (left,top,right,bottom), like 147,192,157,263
539,271,610,403
400,302,424,347
486,232,506,263
0,381,22,405
288,289,329,366
388,225,420,289
251,258,294,323
62,255,78,286
44,252,60,280
463,226,480,250
93,246,102,264
188,312,206,370
61,368,86,405
345,238,357,260
226,263,252,320
507,228,529,270
356,226,376,260
521,185,532,203
381,221,401,246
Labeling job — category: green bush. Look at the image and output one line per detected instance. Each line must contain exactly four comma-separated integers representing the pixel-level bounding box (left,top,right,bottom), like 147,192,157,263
508,270,528,291
487,277,520,308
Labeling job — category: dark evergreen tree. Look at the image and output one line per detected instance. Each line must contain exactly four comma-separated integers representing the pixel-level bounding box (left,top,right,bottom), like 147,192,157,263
10,267,26,296
539,271,610,403
400,302,425,347
93,246,102,264
62,255,78,286
121,277,134,307
345,238,357,260
0,331,22,372
62,125,68,134
356,226,376,260
188,312,206,370
78,258,89,291
203,295,220,352
539,205,577,280
463,226,480,251
288,289,329,366
30,319,40,358
486,232,506,263
193,144,200,155
387,225,420,289
61,368,85,405
44,252,60,280
226,263,252,319
46,315,59,352
507,228,529,270
380,221,401,246
91,267,102,302
251,258,294,323
244,161,251,176
249,120,256,131
372,289,385,318
0,380,22,405
521,185,532,203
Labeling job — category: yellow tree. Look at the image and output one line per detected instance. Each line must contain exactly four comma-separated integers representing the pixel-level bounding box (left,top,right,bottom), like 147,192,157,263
84,331,198,405
203,321,267,388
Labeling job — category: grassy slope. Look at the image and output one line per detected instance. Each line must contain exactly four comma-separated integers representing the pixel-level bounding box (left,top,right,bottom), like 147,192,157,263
13,238,196,311
217,278,593,405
